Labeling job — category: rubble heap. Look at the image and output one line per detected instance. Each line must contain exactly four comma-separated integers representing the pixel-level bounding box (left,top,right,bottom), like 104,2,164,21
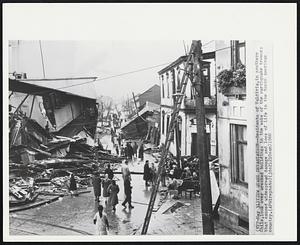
9,113,123,208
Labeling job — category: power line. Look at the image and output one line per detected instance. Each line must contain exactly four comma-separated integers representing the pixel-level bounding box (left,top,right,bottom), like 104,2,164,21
39,41,46,78
10,45,232,95
202,40,215,47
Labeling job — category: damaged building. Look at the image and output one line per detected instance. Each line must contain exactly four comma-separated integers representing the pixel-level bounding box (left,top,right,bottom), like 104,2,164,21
120,85,161,145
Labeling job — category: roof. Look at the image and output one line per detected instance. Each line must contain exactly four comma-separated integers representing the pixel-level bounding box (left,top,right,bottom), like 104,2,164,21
158,53,213,75
9,78,97,100
121,101,160,129
137,84,160,100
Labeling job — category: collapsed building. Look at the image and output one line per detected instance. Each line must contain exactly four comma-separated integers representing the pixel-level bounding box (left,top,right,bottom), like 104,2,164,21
8,77,124,209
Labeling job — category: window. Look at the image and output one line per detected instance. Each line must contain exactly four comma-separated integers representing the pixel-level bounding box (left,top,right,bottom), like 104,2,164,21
172,69,176,95
166,115,170,134
231,40,246,69
202,65,211,97
230,124,248,184
161,75,165,98
176,67,181,92
166,73,170,98
161,111,165,135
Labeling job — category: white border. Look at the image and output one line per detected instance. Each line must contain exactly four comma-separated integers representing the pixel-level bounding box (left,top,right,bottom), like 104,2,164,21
3,3,297,242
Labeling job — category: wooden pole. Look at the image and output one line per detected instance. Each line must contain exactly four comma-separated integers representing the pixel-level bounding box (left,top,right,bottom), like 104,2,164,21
175,118,181,168
13,94,30,116
29,95,36,118
192,40,215,234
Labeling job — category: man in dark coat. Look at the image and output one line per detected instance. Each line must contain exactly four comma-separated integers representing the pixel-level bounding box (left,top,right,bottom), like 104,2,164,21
122,178,134,209
104,164,114,180
69,173,77,196
92,173,101,201
138,142,144,161
143,160,151,187
126,142,133,161
173,164,182,179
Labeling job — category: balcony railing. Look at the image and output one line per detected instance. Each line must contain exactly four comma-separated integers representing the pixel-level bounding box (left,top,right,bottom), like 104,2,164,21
183,96,216,109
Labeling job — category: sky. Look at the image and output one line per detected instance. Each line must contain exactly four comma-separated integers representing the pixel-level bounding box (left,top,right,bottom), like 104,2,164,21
9,40,192,103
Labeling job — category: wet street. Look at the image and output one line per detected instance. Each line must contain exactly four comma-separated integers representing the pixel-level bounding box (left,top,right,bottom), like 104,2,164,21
9,134,236,236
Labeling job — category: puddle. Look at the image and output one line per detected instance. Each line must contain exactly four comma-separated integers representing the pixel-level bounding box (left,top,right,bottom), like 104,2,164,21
162,202,185,214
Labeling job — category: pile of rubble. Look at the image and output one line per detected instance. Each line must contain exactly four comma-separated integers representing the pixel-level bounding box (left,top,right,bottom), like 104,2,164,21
9,113,123,207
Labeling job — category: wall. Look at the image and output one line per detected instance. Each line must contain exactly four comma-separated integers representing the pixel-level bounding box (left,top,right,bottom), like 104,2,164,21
215,40,249,233
9,92,51,129
159,54,217,159
54,104,75,131
138,85,161,107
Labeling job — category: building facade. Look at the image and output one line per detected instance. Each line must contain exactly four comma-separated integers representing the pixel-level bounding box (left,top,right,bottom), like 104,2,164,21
215,40,249,234
158,44,218,162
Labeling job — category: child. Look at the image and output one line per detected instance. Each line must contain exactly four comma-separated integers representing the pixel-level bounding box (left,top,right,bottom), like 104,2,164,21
93,205,109,235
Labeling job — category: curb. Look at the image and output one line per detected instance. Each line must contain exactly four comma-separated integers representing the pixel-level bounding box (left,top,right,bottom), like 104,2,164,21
9,190,92,213
10,195,60,213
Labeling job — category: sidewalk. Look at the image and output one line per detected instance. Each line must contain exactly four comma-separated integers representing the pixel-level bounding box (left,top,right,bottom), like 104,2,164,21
135,193,236,235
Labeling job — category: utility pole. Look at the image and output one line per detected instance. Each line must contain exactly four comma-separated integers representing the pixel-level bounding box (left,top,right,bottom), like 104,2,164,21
192,40,215,234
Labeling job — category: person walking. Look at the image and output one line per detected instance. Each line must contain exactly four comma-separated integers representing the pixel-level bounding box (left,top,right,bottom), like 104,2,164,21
138,142,144,161
143,160,151,187
107,180,120,211
92,173,101,202
102,174,112,207
69,173,77,197
122,178,134,209
133,142,138,159
121,160,131,182
104,164,114,180
93,205,109,235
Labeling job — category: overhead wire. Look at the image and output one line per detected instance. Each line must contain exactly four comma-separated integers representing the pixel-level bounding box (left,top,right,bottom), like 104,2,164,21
10,44,232,96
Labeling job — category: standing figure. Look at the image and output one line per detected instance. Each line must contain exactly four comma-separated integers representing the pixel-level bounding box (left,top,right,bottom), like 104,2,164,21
107,180,120,211
122,178,134,209
143,160,151,187
138,142,144,161
93,205,109,235
92,173,101,202
150,162,157,185
127,142,133,161
102,174,112,207
121,160,131,182
124,143,129,158
161,164,167,187
133,142,138,159
69,173,77,196
104,164,114,180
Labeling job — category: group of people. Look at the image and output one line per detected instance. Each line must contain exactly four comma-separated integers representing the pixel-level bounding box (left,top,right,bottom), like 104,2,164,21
114,138,145,162
91,164,119,211
143,160,158,187
92,160,135,235
164,159,200,198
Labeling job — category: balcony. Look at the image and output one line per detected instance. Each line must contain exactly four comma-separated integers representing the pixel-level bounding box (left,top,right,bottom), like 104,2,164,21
183,96,216,111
